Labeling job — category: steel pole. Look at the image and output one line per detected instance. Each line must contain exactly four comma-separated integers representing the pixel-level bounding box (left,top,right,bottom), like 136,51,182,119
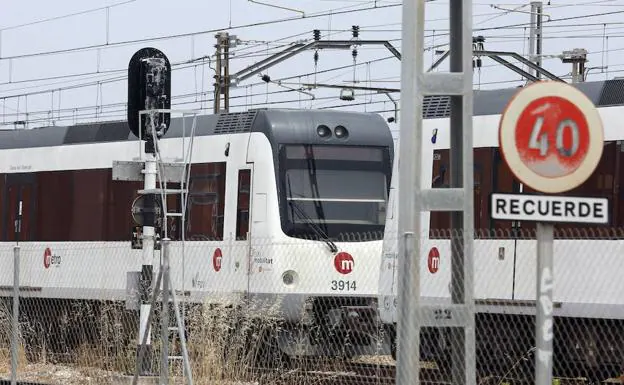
535,222,554,385
11,245,20,385
396,1,426,385
139,147,157,375
160,238,171,385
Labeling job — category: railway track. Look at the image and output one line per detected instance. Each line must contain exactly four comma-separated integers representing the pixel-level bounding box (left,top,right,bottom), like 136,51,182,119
246,359,449,385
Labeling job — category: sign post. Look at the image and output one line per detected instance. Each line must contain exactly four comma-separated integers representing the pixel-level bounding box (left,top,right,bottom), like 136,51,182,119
494,80,606,385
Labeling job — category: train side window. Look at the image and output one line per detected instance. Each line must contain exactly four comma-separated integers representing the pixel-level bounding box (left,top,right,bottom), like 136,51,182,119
68,169,108,241
187,162,226,241
490,148,518,238
4,173,36,242
430,150,450,239
549,141,617,239
236,169,251,240
429,149,491,239
36,171,73,241
106,171,142,242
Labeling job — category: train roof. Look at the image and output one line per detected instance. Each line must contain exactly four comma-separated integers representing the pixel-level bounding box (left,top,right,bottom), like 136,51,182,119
0,108,391,150
423,78,624,119
1,79,622,150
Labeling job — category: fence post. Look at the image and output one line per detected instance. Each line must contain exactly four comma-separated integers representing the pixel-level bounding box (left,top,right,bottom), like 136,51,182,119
11,245,20,385
160,238,171,385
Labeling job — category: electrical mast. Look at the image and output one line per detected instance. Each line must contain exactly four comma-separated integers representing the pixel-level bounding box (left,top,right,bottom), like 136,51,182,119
528,1,544,80
213,32,236,113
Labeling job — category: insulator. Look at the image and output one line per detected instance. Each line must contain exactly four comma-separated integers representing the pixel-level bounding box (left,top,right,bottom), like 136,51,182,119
476,58,482,68
352,48,358,60
314,51,319,64
352,25,359,38
261,74,271,83
313,29,321,41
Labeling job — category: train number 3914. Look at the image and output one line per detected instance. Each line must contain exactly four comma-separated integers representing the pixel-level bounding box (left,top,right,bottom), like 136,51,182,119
331,280,357,291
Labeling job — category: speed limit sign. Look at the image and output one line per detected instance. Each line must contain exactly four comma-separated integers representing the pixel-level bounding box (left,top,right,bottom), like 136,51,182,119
495,81,607,385
498,81,604,194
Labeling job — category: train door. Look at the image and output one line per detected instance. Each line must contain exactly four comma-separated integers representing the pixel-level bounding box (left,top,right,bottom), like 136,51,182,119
232,166,253,294
491,148,519,300
244,164,273,296
2,173,36,242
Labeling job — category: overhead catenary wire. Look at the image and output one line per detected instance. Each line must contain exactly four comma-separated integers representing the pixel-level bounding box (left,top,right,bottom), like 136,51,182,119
2,1,623,128
2,7,622,88
3,41,624,126
1,5,622,63
9,59,624,128
6,67,624,129
0,2,403,62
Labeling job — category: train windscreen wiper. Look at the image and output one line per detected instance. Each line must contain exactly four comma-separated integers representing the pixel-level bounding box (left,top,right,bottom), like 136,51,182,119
287,174,338,253
288,200,338,253
304,145,330,236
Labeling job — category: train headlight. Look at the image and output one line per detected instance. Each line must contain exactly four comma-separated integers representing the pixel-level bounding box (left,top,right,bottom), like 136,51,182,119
334,125,349,139
317,125,331,138
282,270,298,287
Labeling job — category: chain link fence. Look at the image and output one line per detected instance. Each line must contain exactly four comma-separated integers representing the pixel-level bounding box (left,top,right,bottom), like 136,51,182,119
0,228,623,384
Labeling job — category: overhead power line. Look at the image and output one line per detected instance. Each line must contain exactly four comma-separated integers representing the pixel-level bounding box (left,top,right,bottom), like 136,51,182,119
0,0,137,32
0,2,401,62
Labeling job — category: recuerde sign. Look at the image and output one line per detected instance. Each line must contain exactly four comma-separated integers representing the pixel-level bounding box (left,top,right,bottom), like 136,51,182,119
490,193,608,224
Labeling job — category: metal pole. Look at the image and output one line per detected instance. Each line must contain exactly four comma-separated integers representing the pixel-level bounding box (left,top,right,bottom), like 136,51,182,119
213,34,223,114
223,33,230,113
450,1,476,385
528,1,543,79
169,279,194,385
535,1,543,76
11,198,23,385
133,270,163,385
535,222,554,385
160,238,170,385
11,245,20,385
528,2,537,79
138,140,157,375
396,1,425,384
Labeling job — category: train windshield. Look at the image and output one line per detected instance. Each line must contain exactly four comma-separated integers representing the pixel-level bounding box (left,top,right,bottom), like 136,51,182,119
279,144,391,241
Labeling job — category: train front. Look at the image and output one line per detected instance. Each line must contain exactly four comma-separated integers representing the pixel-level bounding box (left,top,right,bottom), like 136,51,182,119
250,109,394,358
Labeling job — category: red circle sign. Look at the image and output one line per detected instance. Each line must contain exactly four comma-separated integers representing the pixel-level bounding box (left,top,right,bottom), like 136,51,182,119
515,96,590,178
499,81,604,194
43,247,52,269
213,248,222,272
428,247,440,274
334,252,354,275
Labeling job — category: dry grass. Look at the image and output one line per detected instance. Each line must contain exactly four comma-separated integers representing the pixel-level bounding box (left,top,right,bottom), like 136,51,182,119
0,295,305,384
0,293,401,385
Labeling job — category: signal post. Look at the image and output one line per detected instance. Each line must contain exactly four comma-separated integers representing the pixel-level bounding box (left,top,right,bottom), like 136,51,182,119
113,47,172,376
493,80,607,385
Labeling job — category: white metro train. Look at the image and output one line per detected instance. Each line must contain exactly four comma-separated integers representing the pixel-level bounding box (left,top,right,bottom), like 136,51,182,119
0,108,395,359
378,78,624,381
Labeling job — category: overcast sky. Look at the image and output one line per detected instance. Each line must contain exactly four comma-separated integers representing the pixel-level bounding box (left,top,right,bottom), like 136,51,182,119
1,0,623,130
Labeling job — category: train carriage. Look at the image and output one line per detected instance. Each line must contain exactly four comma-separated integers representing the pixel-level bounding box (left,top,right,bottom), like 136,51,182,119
0,107,395,359
378,78,624,381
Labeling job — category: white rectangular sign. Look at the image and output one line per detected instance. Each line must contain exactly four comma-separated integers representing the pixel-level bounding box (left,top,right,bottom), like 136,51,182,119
490,193,609,224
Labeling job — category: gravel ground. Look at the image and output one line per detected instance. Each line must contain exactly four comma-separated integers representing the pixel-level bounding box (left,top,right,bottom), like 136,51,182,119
0,363,121,384
0,363,261,385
